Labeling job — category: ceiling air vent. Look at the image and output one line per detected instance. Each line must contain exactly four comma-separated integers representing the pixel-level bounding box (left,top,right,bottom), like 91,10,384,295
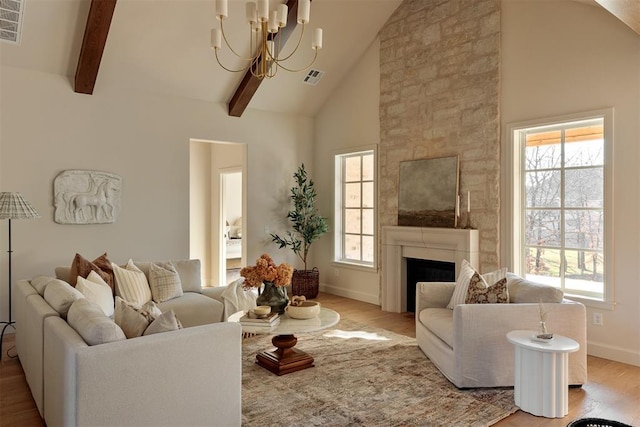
303,69,324,86
0,0,24,44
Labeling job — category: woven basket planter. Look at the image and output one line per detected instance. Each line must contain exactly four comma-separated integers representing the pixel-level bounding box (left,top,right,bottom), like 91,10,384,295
291,268,319,299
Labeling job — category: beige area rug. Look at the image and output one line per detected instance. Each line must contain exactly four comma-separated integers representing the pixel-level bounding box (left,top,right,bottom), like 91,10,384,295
241,319,517,426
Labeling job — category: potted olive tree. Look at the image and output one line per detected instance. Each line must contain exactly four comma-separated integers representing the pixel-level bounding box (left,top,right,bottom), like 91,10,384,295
271,164,328,299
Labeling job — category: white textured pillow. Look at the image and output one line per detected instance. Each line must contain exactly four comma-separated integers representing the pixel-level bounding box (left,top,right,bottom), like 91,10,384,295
113,259,152,306
67,298,126,346
149,262,183,303
76,271,115,317
446,260,477,309
482,267,508,289
31,276,59,296
143,309,182,335
114,297,153,338
43,279,85,318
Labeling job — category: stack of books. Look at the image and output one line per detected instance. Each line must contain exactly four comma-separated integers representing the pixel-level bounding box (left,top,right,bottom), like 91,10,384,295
239,311,281,329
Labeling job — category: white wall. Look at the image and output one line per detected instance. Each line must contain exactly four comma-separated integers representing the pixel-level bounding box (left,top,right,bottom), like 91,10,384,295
0,66,313,321
189,141,212,282
501,0,640,365
313,38,382,304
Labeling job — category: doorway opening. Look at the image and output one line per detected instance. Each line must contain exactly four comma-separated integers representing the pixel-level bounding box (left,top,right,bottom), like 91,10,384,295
221,169,243,284
189,140,246,287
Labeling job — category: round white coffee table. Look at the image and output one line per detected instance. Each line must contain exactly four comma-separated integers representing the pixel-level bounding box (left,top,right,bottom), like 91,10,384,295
230,307,340,375
506,330,580,418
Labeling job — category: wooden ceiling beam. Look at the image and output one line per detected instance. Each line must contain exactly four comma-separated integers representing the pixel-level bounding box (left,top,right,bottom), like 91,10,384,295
228,0,300,117
594,0,640,36
74,0,117,95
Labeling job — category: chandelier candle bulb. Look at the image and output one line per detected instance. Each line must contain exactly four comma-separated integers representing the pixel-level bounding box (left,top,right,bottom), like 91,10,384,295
278,4,287,27
216,0,228,19
312,28,323,49
257,0,268,22
266,40,275,57
211,28,222,50
268,11,278,33
246,2,257,24
298,0,310,24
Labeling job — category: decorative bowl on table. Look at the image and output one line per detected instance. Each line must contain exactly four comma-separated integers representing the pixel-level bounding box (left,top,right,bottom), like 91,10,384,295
285,301,321,319
252,305,271,317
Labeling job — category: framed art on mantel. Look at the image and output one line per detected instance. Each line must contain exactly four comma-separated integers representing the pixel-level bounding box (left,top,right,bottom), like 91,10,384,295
398,156,459,228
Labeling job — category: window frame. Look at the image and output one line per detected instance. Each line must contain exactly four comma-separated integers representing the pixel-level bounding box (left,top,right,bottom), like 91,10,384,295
503,109,614,308
333,146,377,269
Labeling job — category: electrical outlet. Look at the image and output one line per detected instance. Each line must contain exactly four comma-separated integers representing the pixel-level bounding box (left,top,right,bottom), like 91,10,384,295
593,312,603,326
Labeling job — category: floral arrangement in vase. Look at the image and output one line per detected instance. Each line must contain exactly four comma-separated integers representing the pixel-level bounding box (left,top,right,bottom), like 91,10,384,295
240,254,293,313
240,254,293,288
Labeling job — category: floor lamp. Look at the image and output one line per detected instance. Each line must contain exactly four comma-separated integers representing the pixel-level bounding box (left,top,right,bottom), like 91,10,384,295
0,192,40,359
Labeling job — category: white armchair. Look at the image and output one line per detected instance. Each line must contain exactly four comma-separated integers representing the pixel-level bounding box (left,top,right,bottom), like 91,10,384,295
415,278,588,388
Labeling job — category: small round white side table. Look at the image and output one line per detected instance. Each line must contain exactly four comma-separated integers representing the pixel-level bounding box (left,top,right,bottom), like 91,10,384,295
506,330,580,418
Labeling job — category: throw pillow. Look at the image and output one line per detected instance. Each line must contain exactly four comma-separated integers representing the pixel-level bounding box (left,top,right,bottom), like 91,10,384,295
149,262,183,303
31,276,58,296
69,252,115,292
172,259,202,293
506,273,564,303
447,260,509,309
112,259,152,306
465,272,509,304
143,309,182,335
67,298,126,346
446,259,477,309
76,271,115,317
43,279,85,318
114,296,155,338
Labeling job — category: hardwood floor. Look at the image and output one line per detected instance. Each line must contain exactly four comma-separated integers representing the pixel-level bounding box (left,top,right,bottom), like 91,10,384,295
1,292,638,426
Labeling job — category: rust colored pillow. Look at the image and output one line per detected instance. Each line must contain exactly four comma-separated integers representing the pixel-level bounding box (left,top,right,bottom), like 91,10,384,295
465,272,509,304
69,253,115,293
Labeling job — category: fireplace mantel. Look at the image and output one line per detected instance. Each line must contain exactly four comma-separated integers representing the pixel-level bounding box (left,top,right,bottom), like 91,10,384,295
381,226,479,312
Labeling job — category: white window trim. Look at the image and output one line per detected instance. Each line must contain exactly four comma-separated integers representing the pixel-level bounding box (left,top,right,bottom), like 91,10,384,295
501,108,615,309
333,144,377,270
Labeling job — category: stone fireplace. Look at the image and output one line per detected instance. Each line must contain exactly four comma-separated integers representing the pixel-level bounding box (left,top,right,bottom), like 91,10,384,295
381,226,479,312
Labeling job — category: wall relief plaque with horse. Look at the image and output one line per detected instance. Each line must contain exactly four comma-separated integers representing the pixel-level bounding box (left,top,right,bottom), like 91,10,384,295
54,170,122,224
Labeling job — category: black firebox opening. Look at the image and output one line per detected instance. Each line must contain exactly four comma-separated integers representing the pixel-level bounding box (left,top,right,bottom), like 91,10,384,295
406,258,455,313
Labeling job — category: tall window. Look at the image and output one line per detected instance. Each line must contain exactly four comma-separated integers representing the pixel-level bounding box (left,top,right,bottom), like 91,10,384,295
509,111,612,301
334,150,375,266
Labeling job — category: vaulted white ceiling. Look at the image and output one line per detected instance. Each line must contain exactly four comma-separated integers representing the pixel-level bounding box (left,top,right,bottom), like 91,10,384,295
0,0,403,116
1,0,635,117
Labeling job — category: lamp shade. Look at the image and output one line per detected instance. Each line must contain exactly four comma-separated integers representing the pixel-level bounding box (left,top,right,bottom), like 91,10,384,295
0,192,40,220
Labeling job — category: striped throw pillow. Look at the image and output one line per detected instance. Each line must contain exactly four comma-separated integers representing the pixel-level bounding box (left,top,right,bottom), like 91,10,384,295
112,259,152,307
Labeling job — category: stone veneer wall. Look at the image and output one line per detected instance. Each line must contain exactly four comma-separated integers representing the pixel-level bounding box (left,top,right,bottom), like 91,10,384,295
379,0,501,271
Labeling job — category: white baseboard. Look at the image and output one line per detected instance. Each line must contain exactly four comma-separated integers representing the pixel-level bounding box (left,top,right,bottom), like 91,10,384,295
319,283,380,306
587,340,640,367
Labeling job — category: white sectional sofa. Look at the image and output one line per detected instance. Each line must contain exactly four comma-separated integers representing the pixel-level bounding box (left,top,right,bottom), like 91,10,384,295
16,259,244,427
415,273,588,388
